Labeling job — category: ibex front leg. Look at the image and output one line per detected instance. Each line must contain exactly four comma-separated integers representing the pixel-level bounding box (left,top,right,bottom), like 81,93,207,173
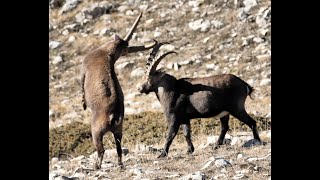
159,118,181,158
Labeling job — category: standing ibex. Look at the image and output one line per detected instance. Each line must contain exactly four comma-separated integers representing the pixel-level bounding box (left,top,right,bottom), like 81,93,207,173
138,42,261,158
80,12,156,169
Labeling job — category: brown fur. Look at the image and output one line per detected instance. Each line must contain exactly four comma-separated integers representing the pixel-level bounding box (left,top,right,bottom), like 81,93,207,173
80,12,156,170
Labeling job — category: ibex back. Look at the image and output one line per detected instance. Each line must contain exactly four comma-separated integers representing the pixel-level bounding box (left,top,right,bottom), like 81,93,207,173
80,12,156,169
138,42,261,158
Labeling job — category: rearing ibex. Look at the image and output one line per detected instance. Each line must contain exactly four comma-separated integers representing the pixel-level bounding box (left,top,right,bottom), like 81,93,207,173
138,42,261,158
80,12,156,169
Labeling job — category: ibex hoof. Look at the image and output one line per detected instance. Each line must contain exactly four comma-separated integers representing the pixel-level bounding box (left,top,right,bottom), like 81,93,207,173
119,163,125,170
94,163,101,170
157,151,168,158
214,145,222,150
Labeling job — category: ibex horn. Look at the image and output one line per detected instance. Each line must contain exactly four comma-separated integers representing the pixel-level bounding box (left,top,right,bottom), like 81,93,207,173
123,12,143,42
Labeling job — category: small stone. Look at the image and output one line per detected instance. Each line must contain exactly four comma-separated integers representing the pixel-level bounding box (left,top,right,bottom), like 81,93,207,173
237,154,243,159
215,159,231,168
68,36,76,43
49,41,62,49
206,63,216,69
154,31,161,38
62,29,69,36
203,37,211,43
51,157,59,165
52,56,63,64
260,78,271,86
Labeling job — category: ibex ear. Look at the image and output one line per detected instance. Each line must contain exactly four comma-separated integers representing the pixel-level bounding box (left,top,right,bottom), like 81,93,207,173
113,34,121,41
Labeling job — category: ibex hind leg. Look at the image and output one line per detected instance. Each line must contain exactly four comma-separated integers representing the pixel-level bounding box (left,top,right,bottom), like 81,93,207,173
112,130,124,169
110,114,124,169
182,121,194,154
214,114,230,150
92,126,106,170
230,109,261,142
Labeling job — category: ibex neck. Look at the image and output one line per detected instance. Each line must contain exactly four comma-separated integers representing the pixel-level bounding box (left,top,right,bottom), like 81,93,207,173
156,87,176,111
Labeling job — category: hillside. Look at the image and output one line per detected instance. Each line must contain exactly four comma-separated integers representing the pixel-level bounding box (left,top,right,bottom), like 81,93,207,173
49,0,271,179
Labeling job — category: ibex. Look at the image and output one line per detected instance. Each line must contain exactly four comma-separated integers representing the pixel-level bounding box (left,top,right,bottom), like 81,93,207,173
138,42,261,158
80,12,156,169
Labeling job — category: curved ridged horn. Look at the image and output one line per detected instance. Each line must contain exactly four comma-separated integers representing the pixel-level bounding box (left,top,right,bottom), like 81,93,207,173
145,41,169,75
148,51,178,76
123,12,143,42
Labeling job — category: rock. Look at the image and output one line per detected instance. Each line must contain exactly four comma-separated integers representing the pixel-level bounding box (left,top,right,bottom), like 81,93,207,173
206,63,216,69
237,154,243,159
68,36,76,43
233,173,247,179
116,62,134,70
71,155,85,162
51,157,59,165
242,139,262,148
256,54,270,61
211,20,223,29
203,36,211,43
99,28,110,36
130,68,145,78
231,33,238,37
201,157,215,170
253,37,264,43
161,44,175,51
206,135,219,145
180,171,205,180
243,0,257,12
154,31,162,38
188,1,200,7
75,12,86,23
52,56,63,64
166,174,180,178
259,29,269,36
179,60,192,65
63,23,79,31
214,174,227,179
145,18,154,24
259,78,271,86
60,0,82,14
83,2,116,19
215,159,231,168
50,0,65,9
138,4,148,11
49,110,54,117
237,9,248,21
62,29,69,36
231,137,240,146
256,16,267,28
130,167,143,175
247,153,271,162
72,173,86,179
117,5,128,12
188,19,211,32
49,173,59,180
49,41,62,50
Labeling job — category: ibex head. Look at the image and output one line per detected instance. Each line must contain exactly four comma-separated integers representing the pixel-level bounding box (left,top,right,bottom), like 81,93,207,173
138,41,177,94
110,12,156,57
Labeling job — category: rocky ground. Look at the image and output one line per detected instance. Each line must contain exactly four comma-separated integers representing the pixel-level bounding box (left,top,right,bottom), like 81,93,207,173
49,130,271,180
49,0,271,179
